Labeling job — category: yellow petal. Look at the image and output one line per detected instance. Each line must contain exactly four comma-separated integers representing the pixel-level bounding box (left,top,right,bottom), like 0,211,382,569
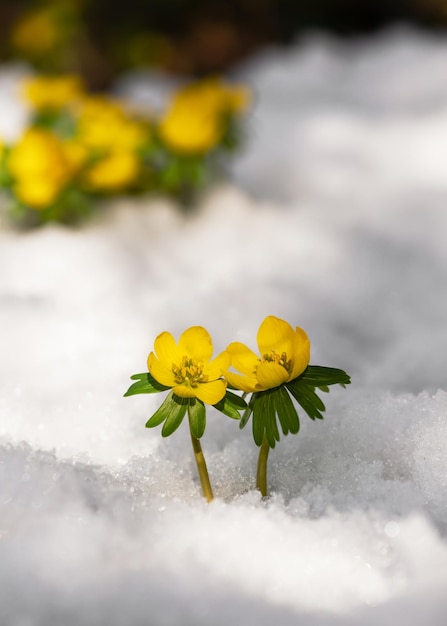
204,350,231,380
178,326,213,361
225,342,259,376
256,361,289,390
289,327,311,380
257,316,295,357
224,370,258,393
194,380,227,404
154,331,180,367
148,352,175,387
172,384,197,398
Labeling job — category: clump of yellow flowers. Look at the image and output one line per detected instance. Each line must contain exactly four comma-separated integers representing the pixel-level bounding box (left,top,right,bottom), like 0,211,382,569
0,74,249,227
125,316,351,501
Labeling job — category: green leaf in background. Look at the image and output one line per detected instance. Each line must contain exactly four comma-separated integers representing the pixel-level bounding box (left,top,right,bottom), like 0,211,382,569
124,372,171,396
33,110,77,139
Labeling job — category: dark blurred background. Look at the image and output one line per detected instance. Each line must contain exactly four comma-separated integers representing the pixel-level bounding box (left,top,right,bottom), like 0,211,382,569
0,0,446,88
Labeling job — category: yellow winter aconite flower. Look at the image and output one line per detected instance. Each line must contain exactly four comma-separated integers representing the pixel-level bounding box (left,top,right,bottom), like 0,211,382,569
76,96,149,152
148,326,230,404
11,2,81,63
188,78,250,114
158,105,221,154
8,129,76,208
23,75,85,110
11,9,61,55
13,178,62,208
224,316,310,393
83,151,140,191
158,78,249,154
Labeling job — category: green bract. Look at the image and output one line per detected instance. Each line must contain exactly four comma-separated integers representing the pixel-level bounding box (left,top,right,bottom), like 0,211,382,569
124,371,171,396
240,365,351,448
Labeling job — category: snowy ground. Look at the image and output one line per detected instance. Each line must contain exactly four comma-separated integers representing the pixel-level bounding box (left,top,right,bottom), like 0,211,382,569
1,26,447,626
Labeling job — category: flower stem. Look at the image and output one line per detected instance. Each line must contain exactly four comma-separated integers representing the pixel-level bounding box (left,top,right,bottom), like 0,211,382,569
189,426,214,502
256,435,270,497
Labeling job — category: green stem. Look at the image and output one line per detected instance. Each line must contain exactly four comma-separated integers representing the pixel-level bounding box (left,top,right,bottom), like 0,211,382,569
189,426,214,502
256,435,270,497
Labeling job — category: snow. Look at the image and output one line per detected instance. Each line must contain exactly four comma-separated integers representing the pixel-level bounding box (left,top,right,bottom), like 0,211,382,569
1,26,447,625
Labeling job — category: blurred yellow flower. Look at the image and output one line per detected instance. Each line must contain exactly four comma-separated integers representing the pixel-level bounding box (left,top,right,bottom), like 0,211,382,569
10,1,81,67
187,78,250,114
76,96,150,152
158,78,249,154
148,326,230,404
11,9,60,55
8,129,77,209
23,75,85,110
225,85,251,113
158,105,222,154
63,140,88,172
224,316,311,393
83,151,140,192
13,178,63,209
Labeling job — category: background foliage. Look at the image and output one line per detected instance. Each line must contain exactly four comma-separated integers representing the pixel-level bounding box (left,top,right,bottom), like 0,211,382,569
0,0,445,88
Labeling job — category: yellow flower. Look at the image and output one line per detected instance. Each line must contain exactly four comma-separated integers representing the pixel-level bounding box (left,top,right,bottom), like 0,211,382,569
11,9,61,55
13,179,62,208
188,78,250,114
76,96,149,152
158,78,249,154
225,85,251,113
8,129,76,208
82,151,140,192
158,104,222,154
148,326,230,404
224,316,310,393
23,75,85,110
10,2,81,61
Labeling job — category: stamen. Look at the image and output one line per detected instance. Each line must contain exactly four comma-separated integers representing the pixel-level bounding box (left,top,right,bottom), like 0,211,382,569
259,350,292,372
172,356,208,388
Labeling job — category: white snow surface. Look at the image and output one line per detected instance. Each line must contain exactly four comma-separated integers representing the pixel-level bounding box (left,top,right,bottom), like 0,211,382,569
1,27,447,625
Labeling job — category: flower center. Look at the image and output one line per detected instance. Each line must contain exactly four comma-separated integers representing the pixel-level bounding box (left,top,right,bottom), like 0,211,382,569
260,350,292,372
172,356,208,387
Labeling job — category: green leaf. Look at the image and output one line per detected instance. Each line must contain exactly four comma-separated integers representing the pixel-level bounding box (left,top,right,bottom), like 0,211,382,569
252,394,268,447
213,390,247,420
265,393,280,448
252,389,281,448
162,394,188,437
299,365,351,389
276,386,300,435
145,391,187,437
239,365,351,448
124,372,171,396
285,364,351,422
188,399,206,439
286,379,326,420
240,395,254,429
